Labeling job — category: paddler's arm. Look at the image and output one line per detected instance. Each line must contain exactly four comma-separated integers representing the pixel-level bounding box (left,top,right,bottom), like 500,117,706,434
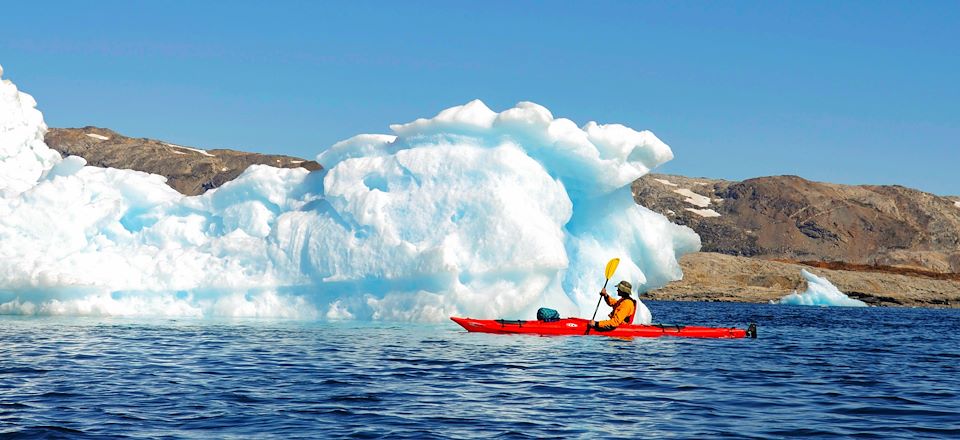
601,289,618,307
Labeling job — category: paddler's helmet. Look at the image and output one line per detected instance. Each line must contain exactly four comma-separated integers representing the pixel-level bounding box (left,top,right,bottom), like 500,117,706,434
616,280,632,297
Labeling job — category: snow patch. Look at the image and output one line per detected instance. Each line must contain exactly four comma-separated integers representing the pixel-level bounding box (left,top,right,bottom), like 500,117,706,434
685,208,721,218
653,178,677,187
184,147,214,157
165,143,214,157
954,201,960,208
85,133,110,141
672,188,711,207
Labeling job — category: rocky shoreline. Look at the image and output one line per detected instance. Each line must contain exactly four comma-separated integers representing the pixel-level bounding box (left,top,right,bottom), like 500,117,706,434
648,252,960,308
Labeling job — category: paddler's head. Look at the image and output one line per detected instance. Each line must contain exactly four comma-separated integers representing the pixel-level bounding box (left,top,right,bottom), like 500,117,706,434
616,280,632,298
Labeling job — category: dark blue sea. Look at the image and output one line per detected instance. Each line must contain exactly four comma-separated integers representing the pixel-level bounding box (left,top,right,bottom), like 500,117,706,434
2,301,959,439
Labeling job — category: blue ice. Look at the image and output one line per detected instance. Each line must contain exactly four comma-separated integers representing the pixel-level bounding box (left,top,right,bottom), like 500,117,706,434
0,67,700,321
776,269,868,307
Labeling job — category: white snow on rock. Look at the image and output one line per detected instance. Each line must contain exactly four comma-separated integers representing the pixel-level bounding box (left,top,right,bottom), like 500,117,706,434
185,147,214,157
0,70,699,322
954,201,960,208
653,178,678,187
85,133,110,141
775,269,867,307
672,188,711,208
165,143,214,157
685,208,721,218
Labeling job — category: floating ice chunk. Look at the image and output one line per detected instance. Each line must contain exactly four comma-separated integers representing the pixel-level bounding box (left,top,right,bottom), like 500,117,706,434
325,300,354,320
390,99,498,136
207,290,319,319
41,155,87,180
673,188,711,207
316,134,397,167
0,67,698,321
85,133,110,141
0,293,204,317
0,69,61,197
776,269,867,307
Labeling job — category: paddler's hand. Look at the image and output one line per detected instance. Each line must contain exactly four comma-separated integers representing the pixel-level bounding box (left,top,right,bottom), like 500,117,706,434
587,320,596,329
600,288,608,297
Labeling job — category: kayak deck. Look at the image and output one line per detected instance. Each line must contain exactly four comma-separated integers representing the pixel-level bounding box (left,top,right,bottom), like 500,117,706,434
451,317,755,339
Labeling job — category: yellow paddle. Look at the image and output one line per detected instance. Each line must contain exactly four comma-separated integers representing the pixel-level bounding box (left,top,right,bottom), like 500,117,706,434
586,258,620,335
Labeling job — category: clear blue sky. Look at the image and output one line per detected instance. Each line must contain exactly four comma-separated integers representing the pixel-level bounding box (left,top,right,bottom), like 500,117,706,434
2,1,958,195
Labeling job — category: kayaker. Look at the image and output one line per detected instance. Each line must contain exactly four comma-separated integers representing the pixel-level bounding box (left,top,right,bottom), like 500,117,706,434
587,280,636,331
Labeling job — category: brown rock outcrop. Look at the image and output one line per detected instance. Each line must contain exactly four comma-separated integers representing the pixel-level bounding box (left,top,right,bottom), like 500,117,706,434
45,127,322,196
633,174,960,274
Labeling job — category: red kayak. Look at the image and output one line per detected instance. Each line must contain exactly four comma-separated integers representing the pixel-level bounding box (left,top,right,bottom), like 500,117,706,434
451,317,756,339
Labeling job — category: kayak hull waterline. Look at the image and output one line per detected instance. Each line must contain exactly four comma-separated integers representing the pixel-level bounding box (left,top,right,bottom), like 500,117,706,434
451,317,756,339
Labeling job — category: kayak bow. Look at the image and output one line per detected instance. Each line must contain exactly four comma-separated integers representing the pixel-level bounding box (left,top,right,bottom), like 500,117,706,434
451,317,756,339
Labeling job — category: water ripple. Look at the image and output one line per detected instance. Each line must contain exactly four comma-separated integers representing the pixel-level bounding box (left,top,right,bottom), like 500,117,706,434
0,303,958,438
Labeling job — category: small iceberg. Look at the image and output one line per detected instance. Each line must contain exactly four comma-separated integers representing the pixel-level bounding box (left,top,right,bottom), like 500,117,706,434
775,269,867,307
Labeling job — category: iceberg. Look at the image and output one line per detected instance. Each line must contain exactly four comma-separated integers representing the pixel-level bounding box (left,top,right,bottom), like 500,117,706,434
0,65,700,321
776,269,868,307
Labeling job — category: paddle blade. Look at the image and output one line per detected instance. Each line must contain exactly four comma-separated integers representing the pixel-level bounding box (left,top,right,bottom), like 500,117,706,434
604,258,620,280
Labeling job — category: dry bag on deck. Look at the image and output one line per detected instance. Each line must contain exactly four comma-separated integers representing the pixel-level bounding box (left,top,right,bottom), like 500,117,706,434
536,307,560,322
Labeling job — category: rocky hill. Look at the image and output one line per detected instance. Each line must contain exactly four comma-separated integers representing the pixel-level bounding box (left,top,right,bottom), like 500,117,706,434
45,127,321,196
633,174,960,274
634,174,960,307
